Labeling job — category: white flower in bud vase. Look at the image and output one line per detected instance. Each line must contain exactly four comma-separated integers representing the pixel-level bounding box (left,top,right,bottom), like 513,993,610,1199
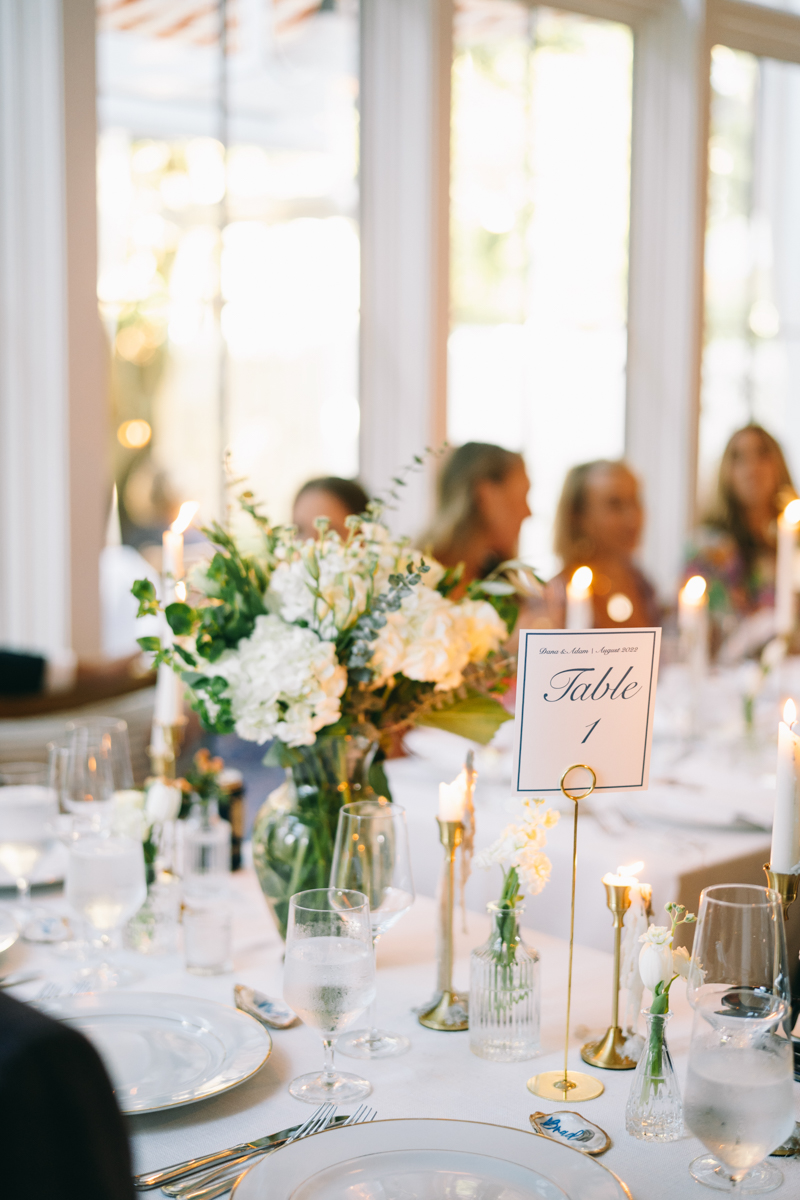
671,945,691,979
145,781,182,823
638,925,674,992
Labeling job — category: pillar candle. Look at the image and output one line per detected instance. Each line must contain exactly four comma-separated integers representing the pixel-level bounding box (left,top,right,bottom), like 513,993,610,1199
439,770,468,822
154,502,197,732
775,500,800,636
566,566,593,630
678,574,709,677
771,697,800,873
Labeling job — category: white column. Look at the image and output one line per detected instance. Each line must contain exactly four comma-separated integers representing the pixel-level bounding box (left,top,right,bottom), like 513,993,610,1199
359,0,452,541
0,0,105,658
625,0,708,602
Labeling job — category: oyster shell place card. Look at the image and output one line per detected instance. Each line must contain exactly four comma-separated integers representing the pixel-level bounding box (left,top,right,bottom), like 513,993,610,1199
513,628,661,795
529,1110,611,1155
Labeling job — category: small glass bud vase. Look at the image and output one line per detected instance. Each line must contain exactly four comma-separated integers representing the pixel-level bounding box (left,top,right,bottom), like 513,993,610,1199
183,798,231,893
625,1011,683,1141
469,902,540,1061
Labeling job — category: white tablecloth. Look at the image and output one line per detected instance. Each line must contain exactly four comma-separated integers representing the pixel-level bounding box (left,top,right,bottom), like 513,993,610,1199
3,870,799,1200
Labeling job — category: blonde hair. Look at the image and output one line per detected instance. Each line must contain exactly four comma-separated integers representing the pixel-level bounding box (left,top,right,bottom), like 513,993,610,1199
423,442,524,566
554,460,636,568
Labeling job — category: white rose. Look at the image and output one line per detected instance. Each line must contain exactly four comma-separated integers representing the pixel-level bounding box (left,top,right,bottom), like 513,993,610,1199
145,781,182,823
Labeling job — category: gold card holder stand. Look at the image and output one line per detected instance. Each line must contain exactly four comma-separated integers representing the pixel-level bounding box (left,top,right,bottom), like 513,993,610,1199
528,764,604,1102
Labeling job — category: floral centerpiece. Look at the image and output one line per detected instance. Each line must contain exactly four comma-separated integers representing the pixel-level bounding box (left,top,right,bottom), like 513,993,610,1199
469,798,560,1061
112,782,182,955
625,901,696,1141
133,489,521,935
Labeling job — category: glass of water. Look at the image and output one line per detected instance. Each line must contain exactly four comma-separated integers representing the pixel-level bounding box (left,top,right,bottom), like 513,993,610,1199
684,884,795,1193
0,785,59,938
283,888,375,1104
65,835,147,989
330,800,414,1058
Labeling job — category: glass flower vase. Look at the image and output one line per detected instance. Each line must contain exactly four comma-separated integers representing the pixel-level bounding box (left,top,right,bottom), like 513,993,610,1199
625,1011,683,1141
469,902,540,1061
251,734,383,940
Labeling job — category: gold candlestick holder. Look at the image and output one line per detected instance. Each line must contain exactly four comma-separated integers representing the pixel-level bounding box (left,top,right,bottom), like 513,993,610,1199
580,877,637,1070
764,865,800,921
148,719,187,780
528,764,604,1102
418,818,469,1030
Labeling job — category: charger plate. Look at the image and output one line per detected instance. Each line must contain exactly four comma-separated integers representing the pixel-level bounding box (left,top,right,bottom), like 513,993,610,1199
231,1118,632,1200
39,991,271,1114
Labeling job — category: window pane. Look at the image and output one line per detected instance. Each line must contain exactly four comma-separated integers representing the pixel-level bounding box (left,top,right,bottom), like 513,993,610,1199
97,0,359,553
700,46,800,494
450,2,633,577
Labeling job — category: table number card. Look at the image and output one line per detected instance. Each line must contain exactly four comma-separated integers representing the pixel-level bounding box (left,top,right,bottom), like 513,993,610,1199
513,628,661,794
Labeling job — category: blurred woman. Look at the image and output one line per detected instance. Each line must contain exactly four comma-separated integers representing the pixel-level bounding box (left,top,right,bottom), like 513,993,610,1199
422,442,532,586
685,425,795,647
547,460,659,628
292,476,370,541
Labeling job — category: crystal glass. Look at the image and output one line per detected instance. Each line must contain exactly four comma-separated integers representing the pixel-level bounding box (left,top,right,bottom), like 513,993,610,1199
330,799,414,1059
0,785,59,939
182,798,231,894
61,718,134,830
625,1011,683,1141
283,887,375,1104
184,897,233,975
684,884,794,1193
469,902,540,1061
65,835,147,989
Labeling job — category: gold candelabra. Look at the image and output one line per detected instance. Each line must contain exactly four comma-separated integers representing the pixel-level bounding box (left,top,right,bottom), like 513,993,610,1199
580,876,637,1070
528,765,604,1102
148,720,186,780
418,818,469,1031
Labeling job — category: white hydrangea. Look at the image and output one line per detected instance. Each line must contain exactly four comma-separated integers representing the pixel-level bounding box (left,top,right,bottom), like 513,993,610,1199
207,614,346,747
370,584,506,692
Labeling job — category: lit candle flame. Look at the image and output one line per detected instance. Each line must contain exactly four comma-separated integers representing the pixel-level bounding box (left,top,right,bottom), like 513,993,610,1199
783,698,797,727
783,499,800,528
171,502,199,535
617,860,644,877
681,575,707,604
570,565,593,593
175,581,187,602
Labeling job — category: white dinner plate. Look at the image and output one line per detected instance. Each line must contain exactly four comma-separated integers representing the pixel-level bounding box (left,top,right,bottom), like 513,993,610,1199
39,991,271,1114
232,1119,631,1200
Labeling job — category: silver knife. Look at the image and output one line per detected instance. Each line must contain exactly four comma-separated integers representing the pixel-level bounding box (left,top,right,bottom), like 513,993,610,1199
133,1117,347,1190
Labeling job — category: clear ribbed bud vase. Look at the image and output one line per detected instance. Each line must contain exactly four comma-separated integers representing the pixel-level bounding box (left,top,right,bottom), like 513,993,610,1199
625,1011,683,1141
469,902,540,1061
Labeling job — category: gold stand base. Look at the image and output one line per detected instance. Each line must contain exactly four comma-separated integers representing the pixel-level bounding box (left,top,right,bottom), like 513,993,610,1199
764,865,800,920
418,990,469,1031
580,1025,637,1070
527,1069,604,1102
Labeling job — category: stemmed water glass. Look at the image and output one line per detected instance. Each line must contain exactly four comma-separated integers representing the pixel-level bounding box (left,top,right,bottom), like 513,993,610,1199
0,785,60,939
59,718,134,831
684,883,795,1194
65,835,147,989
283,888,376,1104
330,799,415,1058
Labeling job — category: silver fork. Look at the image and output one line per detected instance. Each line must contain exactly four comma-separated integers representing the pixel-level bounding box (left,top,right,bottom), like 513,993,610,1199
170,1105,377,1200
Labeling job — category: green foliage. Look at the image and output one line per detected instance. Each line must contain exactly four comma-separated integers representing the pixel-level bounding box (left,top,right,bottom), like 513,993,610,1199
336,558,430,683
132,578,159,617
417,690,513,745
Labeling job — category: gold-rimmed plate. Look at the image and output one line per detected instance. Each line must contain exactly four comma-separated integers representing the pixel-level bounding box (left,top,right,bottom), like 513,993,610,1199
38,991,271,1114
231,1118,631,1200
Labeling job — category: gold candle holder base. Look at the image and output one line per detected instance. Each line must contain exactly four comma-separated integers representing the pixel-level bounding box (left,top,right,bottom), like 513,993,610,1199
527,1069,604,1102
418,818,469,1032
764,864,800,920
149,719,187,780
418,988,469,1031
580,1025,637,1070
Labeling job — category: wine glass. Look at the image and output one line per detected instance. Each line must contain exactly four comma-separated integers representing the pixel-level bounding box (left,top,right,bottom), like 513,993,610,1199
283,888,376,1104
0,763,49,786
330,799,415,1058
0,786,59,939
61,718,133,830
65,835,146,989
684,884,795,1193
